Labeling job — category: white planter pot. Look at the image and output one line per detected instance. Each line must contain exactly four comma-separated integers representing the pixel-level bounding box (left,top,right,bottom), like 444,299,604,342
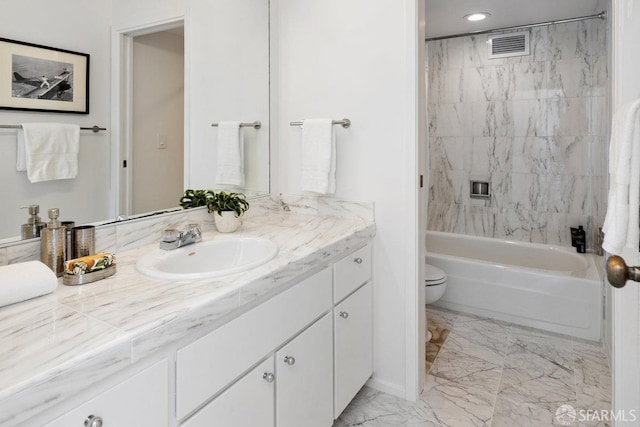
214,211,242,233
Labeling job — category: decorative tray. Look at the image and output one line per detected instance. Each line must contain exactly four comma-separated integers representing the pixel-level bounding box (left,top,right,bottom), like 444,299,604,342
63,265,117,286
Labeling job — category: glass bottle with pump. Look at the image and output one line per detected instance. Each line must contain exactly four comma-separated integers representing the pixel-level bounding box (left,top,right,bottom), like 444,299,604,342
40,208,66,276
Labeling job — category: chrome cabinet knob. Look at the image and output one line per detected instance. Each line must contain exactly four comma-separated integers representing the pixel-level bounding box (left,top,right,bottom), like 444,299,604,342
263,372,275,383
283,356,296,366
607,255,640,288
339,311,349,319
84,415,103,427
354,257,363,264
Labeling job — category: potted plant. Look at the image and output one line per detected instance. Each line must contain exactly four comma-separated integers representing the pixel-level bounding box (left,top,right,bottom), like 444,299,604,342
179,189,214,209
206,191,250,232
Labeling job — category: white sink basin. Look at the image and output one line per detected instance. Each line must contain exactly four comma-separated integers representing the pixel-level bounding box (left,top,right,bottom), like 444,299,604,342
136,237,279,281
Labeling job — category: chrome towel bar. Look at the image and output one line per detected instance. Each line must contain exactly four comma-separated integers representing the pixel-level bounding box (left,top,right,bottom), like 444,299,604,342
0,124,106,133
211,121,262,129
289,118,351,128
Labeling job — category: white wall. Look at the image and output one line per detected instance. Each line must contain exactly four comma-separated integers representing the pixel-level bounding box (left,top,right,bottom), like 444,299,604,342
0,0,112,240
132,30,184,214
186,0,270,194
274,0,423,398
112,0,184,27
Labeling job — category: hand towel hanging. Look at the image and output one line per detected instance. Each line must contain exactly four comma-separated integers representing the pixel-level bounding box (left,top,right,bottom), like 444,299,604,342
602,99,640,255
17,123,80,183
300,118,336,194
215,121,244,187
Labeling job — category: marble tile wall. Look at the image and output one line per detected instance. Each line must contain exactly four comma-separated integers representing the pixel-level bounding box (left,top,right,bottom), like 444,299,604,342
427,20,609,249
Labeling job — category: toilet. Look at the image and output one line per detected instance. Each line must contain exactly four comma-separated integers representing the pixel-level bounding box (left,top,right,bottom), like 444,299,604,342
425,263,447,304
425,263,447,343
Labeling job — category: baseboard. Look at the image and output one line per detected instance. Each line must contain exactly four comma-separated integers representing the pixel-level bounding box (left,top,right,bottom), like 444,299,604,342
365,377,405,399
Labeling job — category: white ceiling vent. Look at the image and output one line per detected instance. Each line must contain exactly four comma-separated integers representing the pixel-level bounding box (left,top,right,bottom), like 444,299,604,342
488,32,530,59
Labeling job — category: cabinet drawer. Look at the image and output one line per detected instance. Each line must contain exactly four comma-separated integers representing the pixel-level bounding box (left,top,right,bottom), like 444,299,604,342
45,359,168,427
182,357,274,427
176,267,332,420
334,282,373,418
334,244,372,303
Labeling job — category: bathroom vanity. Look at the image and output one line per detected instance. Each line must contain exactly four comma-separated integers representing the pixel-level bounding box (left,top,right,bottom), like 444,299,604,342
0,199,375,427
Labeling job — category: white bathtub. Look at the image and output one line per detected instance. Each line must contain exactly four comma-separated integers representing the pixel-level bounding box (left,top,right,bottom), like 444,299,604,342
426,231,602,341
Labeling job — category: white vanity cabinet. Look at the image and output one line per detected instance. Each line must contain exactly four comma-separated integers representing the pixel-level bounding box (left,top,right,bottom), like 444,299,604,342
333,244,373,418
44,359,169,427
177,267,333,424
184,313,334,427
32,243,373,427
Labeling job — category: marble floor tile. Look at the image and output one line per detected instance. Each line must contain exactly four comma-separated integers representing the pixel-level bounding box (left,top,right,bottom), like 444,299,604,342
333,386,443,427
418,373,498,427
492,393,576,427
339,314,612,427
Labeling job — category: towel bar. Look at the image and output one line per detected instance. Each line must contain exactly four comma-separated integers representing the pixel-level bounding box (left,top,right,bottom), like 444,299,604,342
289,118,351,128
211,121,262,129
0,124,106,133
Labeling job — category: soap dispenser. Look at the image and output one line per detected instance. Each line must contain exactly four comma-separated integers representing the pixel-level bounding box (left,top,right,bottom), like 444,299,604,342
41,208,66,276
21,205,46,240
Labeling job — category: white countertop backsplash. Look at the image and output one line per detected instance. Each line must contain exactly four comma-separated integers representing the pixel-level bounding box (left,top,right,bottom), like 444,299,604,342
0,194,375,426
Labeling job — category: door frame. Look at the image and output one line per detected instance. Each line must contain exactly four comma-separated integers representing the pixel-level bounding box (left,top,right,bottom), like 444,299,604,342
110,15,185,217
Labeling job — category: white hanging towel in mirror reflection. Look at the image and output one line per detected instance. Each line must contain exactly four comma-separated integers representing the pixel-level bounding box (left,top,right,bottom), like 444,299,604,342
300,118,336,194
602,99,640,255
16,123,80,183
215,121,244,187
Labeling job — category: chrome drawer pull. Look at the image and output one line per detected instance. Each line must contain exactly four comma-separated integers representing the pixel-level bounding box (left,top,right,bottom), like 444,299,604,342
354,257,363,264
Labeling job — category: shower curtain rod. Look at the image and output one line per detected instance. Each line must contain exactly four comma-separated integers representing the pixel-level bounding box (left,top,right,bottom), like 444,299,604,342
425,10,606,42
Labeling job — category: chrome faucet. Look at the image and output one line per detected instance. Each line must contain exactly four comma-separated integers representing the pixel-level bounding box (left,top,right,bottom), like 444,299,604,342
160,224,202,250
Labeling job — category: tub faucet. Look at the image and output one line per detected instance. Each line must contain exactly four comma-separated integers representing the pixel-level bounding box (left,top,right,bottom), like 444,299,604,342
160,224,202,250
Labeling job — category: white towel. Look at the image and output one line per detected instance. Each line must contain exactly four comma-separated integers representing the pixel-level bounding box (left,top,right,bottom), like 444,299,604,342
215,121,244,187
300,118,336,194
16,123,80,183
0,261,57,308
602,99,640,255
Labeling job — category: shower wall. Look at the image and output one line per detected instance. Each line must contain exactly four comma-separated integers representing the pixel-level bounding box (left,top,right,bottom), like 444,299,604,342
426,19,608,249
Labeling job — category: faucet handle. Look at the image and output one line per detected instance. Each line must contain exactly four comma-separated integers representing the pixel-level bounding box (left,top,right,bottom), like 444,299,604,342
162,229,182,243
187,224,202,242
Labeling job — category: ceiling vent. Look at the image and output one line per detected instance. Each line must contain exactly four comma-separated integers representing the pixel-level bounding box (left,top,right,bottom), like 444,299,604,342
488,31,530,59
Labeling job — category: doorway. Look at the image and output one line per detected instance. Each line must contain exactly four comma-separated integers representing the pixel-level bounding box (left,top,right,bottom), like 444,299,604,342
131,28,184,215
115,20,185,217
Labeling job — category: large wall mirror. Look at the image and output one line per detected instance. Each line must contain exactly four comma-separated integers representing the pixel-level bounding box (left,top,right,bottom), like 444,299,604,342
0,0,270,243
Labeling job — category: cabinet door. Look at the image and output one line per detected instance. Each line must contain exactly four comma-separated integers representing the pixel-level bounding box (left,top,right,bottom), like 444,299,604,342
183,356,275,427
276,313,333,427
45,359,168,427
334,282,373,418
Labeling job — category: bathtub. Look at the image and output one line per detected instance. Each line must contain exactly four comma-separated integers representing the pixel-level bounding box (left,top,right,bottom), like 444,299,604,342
426,231,602,341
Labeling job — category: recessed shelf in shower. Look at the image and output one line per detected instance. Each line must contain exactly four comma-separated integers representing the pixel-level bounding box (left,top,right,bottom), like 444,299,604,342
470,180,491,199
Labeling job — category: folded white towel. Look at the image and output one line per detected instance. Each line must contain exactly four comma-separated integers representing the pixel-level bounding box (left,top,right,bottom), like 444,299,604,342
300,118,336,194
0,261,57,308
16,123,80,183
602,99,640,255
215,121,244,187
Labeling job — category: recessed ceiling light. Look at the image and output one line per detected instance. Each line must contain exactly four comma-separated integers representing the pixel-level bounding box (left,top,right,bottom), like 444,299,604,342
464,12,490,22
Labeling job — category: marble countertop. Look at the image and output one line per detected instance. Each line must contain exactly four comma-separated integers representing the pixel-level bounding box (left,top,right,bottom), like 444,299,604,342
0,210,375,426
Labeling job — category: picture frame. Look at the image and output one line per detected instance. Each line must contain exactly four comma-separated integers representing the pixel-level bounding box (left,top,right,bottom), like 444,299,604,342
0,38,89,114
